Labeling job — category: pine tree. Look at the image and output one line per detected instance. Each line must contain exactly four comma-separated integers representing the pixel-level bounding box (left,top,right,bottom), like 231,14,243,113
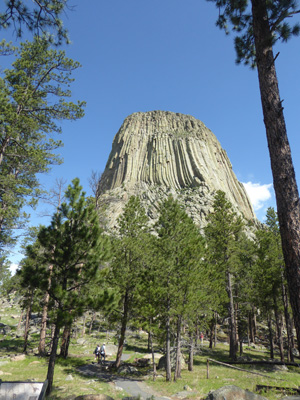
0,37,85,251
153,196,205,380
107,196,150,369
254,207,294,361
205,191,243,360
207,0,300,350
25,178,110,395
0,0,70,45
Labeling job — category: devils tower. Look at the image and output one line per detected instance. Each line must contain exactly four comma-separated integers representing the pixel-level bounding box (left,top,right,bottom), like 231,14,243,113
98,111,255,230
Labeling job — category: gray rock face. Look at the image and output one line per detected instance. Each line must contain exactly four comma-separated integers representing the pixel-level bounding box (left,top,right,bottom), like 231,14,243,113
98,111,256,230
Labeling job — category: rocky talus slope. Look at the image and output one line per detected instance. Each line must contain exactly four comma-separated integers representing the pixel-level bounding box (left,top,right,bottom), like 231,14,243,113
98,111,256,230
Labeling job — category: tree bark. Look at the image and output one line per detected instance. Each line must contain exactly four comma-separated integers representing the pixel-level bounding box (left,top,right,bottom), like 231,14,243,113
268,313,274,359
89,312,96,335
209,317,214,349
165,312,172,381
188,327,194,371
227,271,238,360
23,290,33,354
174,315,182,380
214,311,217,347
281,268,294,362
60,323,71,358
115,291,129,369
17,309,24,331
251,0,300,351
38,291,49,356
81,314,86,337
46,323,60,396
148,331,152,353
273,295,284,362
148,324,157,381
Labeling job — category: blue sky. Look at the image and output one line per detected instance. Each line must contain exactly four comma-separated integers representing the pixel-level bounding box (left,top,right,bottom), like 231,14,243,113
5,0,300,267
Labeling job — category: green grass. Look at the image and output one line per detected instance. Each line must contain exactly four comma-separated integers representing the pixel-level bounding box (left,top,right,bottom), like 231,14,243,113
0,305,299,400
145,343,300,400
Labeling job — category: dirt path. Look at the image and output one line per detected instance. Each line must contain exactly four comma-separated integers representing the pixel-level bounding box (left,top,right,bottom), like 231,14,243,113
114,378,170,400
78,359,171,400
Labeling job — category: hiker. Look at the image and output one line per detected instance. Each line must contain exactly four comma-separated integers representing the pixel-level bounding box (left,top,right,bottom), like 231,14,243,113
200,332,204,345
94,344,100,362
100,343,106,363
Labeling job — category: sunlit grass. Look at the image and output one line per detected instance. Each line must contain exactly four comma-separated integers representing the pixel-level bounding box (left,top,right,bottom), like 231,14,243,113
0,303,298,400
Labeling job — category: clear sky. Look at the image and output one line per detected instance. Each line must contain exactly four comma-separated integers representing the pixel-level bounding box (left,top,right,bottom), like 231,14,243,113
5,0,300,267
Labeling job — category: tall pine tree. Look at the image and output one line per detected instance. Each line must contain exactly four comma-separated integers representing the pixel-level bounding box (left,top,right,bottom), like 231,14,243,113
25,178,110,395
205,191,243,360
207,0,300,349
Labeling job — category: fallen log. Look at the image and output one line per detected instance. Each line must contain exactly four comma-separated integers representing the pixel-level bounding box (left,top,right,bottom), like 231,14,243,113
229,360,299,366
206,358,285,381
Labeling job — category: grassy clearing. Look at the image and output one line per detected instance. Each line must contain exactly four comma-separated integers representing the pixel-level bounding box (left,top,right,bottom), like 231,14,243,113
146,343,300,400
0,303,298,399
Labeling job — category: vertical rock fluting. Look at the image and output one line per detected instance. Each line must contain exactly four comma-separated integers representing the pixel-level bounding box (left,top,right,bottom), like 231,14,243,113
98,111,255,229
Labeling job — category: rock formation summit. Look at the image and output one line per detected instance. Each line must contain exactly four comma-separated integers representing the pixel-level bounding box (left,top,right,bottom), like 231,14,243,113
98,111,255,229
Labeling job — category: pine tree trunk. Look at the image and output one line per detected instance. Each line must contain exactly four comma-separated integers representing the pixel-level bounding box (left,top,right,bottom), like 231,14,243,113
174,315,182,381
251,0,300,351
281,269,294,362
273,295,284,362
49,324,56,353
227,271,237,360
249,311,254,343
46,323,60,396
209,317,214,349
81,314,86,337
148,331,151,353
195,322,199,348
247,312,251,346
188,329,194,372
115,291,129,369
60,323,71,358
149,325,156,381
214,311,217,347
39,264,53,356
89,312,96,335
253,310,257,339
17,310,24,331
38,291,49,356
23,290,33,354
268,314,274,359
165,312,171,381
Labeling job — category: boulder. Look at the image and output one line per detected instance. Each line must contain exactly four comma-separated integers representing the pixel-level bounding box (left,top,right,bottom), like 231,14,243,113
117,365,138,375
134,357,150,367
157,348,186,371
10,354,26,362
273,364,288,372
205,385,268,400
105,344,118,356
292,348,299,357
143,353,163,360
0,323,11,335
